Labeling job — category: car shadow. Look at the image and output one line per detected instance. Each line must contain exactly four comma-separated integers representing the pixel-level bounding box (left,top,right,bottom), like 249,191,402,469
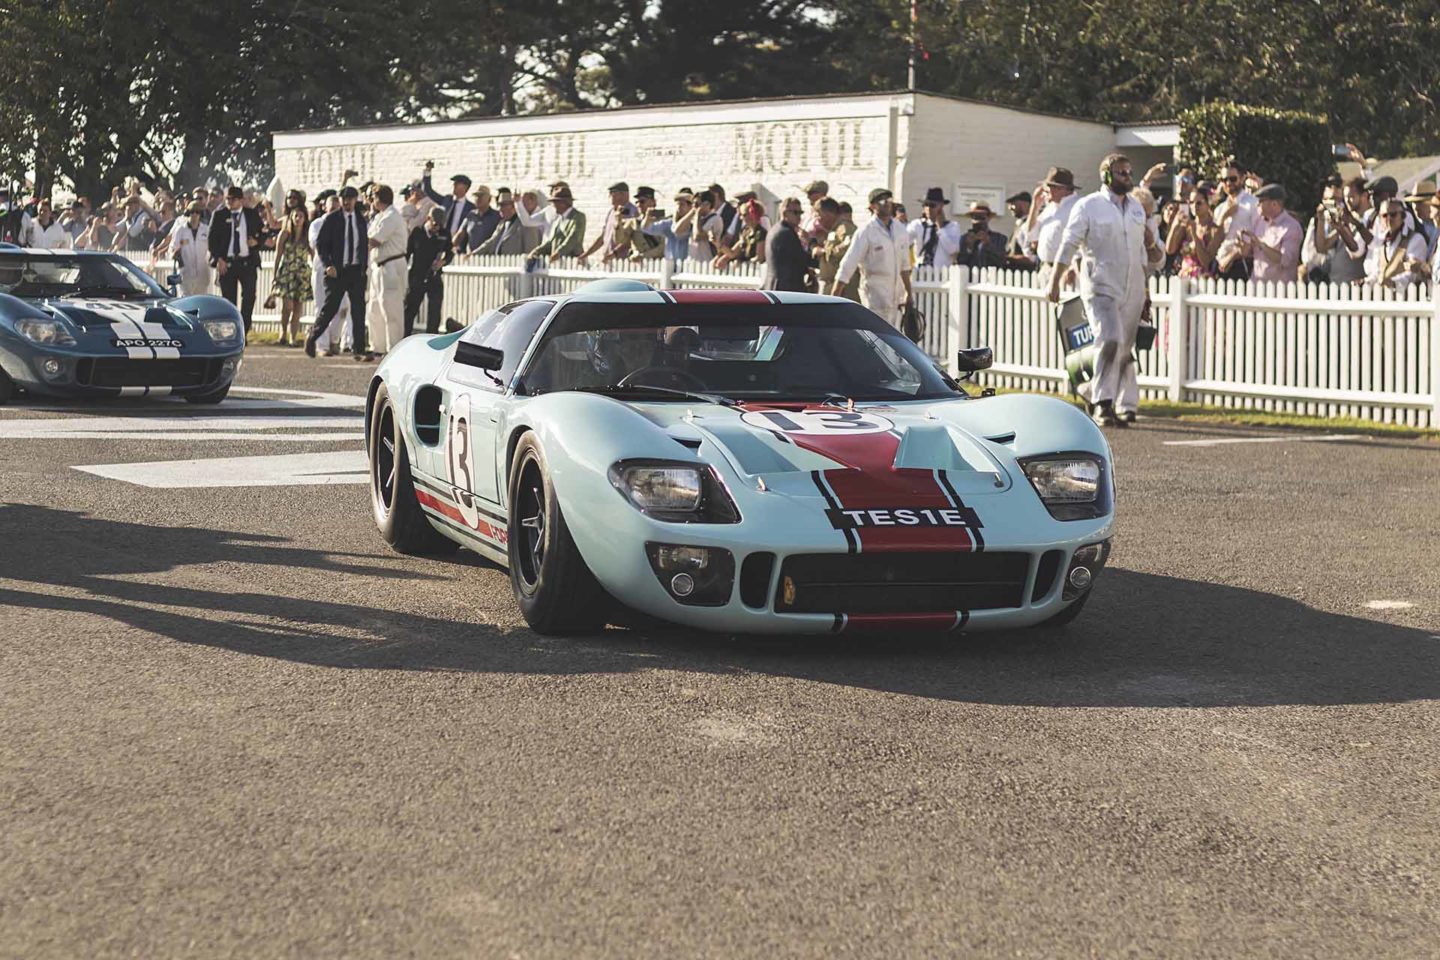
2,503,1435,708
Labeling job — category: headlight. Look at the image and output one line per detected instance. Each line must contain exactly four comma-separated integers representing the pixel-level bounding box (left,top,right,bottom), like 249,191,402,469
203,319,240,342
1020,454,1111,520
15,318,76,346
609,460,740,523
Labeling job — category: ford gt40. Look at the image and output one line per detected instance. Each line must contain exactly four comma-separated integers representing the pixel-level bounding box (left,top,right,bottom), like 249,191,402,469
366,285,1114,636
0,247,244,404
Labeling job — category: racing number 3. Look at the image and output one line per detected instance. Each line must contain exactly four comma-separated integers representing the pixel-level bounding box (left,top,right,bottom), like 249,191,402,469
446,394,481,527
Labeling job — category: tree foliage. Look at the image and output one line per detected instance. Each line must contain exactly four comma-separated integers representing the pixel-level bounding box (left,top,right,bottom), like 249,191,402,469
1179,104,1335,212
0,0,1435,197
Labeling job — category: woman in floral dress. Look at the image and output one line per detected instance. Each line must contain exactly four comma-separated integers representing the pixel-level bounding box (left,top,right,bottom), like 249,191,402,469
268,202,312,346
1164,184,1223,279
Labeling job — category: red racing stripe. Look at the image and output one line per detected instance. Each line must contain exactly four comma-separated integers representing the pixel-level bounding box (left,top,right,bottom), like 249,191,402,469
415,489,509,546
666,289,770,305
760,414,976,553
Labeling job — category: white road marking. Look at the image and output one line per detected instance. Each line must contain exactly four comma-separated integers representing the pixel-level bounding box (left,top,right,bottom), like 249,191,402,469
0,416,359,439
1163,434,1360,447
229,386,366,408
75,450,368,488
1364,600,1415,611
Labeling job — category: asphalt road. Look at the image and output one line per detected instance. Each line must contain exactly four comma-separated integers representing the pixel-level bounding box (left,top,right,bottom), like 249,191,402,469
2,346,1438,959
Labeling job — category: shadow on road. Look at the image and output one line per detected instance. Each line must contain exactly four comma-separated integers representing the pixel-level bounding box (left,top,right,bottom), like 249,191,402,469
2,503,1436,708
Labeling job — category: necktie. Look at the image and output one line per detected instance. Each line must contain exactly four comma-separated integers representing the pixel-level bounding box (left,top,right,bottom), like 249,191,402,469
450,202,463,238
921,222,938,266
230,212,240,257
345,214,355,266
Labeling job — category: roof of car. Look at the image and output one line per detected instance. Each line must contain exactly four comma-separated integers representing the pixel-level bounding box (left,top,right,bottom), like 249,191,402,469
0,247,117,257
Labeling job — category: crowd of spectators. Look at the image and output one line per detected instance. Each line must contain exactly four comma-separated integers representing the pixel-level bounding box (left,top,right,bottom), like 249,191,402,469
3,152,1437,354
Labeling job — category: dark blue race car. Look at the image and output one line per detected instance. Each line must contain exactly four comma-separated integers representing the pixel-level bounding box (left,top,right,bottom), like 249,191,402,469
0,247,245,405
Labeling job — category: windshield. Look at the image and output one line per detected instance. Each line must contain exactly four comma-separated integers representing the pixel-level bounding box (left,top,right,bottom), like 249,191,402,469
519,301,961,403
0,253,167,299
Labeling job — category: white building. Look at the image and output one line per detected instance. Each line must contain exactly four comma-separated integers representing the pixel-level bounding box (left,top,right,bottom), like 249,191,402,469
272,90,1172,238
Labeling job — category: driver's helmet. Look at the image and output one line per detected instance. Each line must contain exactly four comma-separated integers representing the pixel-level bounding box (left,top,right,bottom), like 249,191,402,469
585,329,661,382
0,262,24,288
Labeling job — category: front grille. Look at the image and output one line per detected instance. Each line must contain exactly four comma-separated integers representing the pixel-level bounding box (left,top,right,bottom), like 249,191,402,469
739,552,775,608
1032,550,1064,602
77,358,221,388
775,551,1030,614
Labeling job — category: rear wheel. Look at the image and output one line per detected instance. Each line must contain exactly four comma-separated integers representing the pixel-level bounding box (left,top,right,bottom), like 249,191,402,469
184,382,231,405
507,433,607,635
370,383,457,555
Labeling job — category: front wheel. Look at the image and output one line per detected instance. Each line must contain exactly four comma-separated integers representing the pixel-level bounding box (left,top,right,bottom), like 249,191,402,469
184,382,231,405
370,383,457,556
507,433,608,635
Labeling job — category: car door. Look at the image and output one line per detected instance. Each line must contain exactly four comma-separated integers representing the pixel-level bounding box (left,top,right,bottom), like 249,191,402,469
441,299,553,515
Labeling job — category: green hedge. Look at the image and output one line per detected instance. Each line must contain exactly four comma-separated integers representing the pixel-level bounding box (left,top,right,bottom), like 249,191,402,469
1178,103,1334,215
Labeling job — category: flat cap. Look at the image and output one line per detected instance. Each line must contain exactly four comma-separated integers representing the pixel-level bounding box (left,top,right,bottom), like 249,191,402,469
1254,183,1286,202
867,187,894,205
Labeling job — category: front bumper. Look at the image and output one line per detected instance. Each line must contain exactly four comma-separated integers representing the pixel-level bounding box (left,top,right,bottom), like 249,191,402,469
1,344,244,398
577,506,1114,636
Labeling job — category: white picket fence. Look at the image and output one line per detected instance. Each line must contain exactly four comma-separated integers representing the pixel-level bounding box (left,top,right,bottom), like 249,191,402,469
126,253,1439,427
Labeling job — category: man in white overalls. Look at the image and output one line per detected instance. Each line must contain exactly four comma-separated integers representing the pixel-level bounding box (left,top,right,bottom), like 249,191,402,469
1048,154,1163,426
832,187,912,328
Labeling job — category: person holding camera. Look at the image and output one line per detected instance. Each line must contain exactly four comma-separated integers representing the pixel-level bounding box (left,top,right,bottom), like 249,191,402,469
207,186,265,332
1363,198,1429,290
1048,153,1164,427
1215,161,1260,280
956,202,1008,269
908,188,961,268
1163,183,1222,279
420,161,475,250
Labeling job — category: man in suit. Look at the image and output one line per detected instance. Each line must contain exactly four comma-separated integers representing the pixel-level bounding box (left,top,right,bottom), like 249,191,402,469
527,186,586,261
206,186,264,332
404,208,454,336
475,194,528,255
420,161,474,250
305,186,372,360
761,197,809,292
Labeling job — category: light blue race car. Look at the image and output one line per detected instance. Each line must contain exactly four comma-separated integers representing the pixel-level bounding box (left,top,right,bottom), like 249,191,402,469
0,247,244,404
366,283,1114,636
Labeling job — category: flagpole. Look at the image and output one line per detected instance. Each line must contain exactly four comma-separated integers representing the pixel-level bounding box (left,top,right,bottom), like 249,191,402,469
908,0,918,89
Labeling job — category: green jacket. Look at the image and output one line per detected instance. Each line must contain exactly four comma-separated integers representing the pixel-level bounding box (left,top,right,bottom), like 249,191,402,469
528,209,587,259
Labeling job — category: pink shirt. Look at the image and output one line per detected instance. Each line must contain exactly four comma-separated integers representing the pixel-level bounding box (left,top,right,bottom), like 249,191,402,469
1252,210,1302,282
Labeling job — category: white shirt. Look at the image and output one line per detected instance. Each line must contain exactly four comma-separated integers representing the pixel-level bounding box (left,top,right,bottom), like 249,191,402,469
168,220,208,272
907,217,962,267
835,215,909,293
342,212,360,266
1363,229,1428,288
685,212,725,261
1216,190,1260,260
1035,193,1080,265
1055,189,1158,302
27,219,72,250
368,205,406,263
516,200,559,239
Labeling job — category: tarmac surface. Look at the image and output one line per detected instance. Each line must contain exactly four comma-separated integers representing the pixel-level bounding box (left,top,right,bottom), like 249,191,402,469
2,345,1438,958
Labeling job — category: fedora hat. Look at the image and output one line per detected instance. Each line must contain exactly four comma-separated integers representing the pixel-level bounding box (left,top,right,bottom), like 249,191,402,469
548,185,575,202
963,201,994,218
1043,166,1076,189
917,187,949,206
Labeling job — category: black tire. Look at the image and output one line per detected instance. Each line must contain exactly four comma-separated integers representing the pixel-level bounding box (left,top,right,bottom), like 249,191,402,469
370,383,457,556
1037,592,1090,628
507,433,608,635
0,368,13,406
184,382,231,405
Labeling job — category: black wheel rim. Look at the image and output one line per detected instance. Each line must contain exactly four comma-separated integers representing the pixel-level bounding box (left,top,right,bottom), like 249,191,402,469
516,459,546,589
373,403,398,514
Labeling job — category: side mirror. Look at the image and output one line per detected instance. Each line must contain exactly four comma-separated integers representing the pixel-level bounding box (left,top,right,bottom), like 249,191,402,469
956,346,993,373
455,340,503,371
166,272,182,297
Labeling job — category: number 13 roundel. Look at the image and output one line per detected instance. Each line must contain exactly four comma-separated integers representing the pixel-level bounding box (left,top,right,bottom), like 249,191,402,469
739,409,894,436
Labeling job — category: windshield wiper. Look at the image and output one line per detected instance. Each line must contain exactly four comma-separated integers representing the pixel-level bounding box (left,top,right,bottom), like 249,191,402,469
70,285,148,299
571,384,741,408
